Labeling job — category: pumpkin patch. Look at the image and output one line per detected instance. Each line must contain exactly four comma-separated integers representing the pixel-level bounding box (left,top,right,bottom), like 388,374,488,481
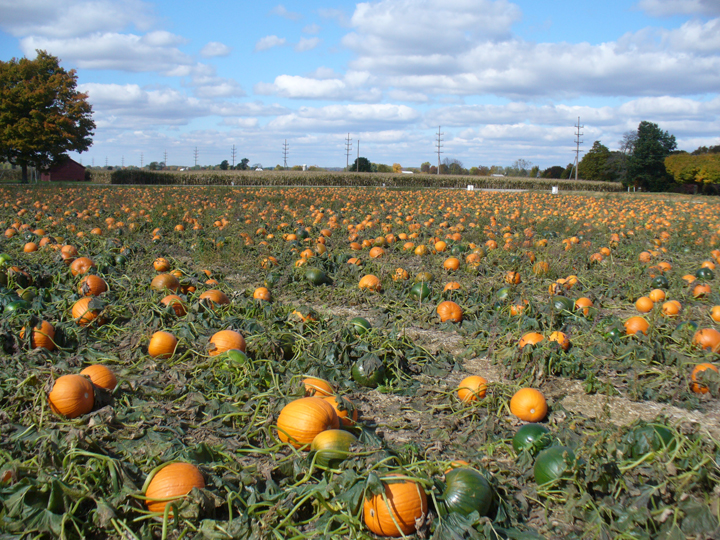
1,184,720,538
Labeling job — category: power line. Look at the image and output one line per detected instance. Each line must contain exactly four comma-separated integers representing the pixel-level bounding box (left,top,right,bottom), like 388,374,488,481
345,133,353,170
574,116,584,181
436,126,443,175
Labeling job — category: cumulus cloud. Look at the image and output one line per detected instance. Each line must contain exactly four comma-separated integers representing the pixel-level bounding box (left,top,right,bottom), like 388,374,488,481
303,23,321,34
190,76,246,98
254,35,286,51
637,0,720,17
254,73,382,101
20,32,198,74
271,5,302,20
200,41,231,57
295,37,321,52
0,0,154,38
267,103,419,132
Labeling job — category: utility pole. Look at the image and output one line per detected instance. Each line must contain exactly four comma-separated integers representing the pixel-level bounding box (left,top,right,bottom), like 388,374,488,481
345,133,353,170
283,139,289,169
436,126,443,175
163,149,168,169
574,116,583,181
231,145,237,168
357,140,360,172
194,147,199,167
140,152,144,168
121,156,124,168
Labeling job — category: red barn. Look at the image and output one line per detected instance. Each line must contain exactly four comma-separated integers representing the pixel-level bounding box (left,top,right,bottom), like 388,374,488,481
40,156,86,182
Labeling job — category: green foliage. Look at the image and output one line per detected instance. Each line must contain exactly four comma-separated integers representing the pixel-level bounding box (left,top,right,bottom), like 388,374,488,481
627,121,677,191
542,166,565,179
665,153,720,186
0,50,95,183
579,141,614,181
349,156,372,172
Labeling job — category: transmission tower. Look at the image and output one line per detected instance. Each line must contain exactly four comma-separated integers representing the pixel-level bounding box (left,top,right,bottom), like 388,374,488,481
436,126,444,175
163,150,168,169
121,156,124,168
194,147,199,167
574,117,584,181
345,134,353,170
231,145,237,168
357,140,360,172
105,157,108,167
283,140,289,169
140,152,144,168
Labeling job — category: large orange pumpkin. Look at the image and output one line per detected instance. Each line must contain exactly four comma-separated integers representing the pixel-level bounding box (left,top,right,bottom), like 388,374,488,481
20,320,55,350
457,375,488,402
363,474,428,537
276,397,339,448
199,289,230,307
693,328,720,353
150,273,180,292
208,329,246,355
69,256,95,276
48,374,94,418
437,300,462,323
80,364,118,391
510,388,547,422
148,331,178,359
78,274,107,296
161,294,187,316
71,297,104,327
145,462,205,514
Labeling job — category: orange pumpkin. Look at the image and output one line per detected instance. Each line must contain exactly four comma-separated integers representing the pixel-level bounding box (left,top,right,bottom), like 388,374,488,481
457,375,488,402
518,332,544,349
161,294,187,316
322,395,358,427
359,274,382,292
624,316,649,336
548,331,570,351
71,297,104,327
69,256,95,276
693,328,720,353
78,274,107,296
208,329,246,355
150,273,180,292
48,374,94,418
510,388,547,422
253,287,272,301
276,397,340,448
199,289,230,307
303,377,334,397
148,331,178,359
145,462,205,514
80,364,118,391
363,474,428,537
437,300,462,323
20,320,55,350
153,257,171,272
690,363,719,394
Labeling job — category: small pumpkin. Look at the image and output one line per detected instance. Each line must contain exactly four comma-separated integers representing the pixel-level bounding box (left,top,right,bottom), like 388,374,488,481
322,395,358,427
437,300,462,323
442,467,494,517
80,364,118,391
518,332,544,349
199,289,230,308
693,329,720,353
78,274,107,296
208,329,246,356
311,429,357,467
161,294,187,316
48,374,94,418
690,362,719,394
153,257,171,272
512,423,551,454
457,375,487,402
145,462,205,514
71,297,104,327
359,274,382,292
409,281,431,301
363,474,428,537
276,397,340,448
303,377,334,397
148,331,178,359
510,388,547,422
351,354,386,388
150,273,180,292
20,320,55,350
69,256,95,276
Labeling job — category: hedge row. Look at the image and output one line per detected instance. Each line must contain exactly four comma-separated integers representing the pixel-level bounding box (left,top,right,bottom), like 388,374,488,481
109,169,623,192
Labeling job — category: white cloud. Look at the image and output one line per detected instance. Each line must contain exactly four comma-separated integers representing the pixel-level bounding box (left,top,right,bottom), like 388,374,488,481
271,5,302,20
190,77,246,98
318,8,349,25
0,0,154,38
200,41,231,57
20,33,198,74
303,23,321,34
267,103,420,132
254,73,383,101
295,37,321,52
220,118,259,128
637,0,720,17
254,35,287,51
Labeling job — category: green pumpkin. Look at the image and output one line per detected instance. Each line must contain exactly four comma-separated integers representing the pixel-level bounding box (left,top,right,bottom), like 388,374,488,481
409,282,431,301
496,286,512,301
296,227,310,240
114,254,128,267
442,468,494,517
4,299,31,314
606,326,624,342
696,267,715,280
264,271,282,288
414,271,434,283
349,316,372,334
305,267,328,286
0,253,13,267
311,429,357,468
552,296,574,312
512,423,552,454
351,354,386,387
534,446,575,485
651,275,669,289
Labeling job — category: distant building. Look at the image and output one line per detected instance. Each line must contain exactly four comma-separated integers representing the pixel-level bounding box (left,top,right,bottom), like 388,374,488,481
40,156,86,182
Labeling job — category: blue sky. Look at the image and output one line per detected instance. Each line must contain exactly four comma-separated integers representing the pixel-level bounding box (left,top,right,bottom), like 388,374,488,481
1,0,719,169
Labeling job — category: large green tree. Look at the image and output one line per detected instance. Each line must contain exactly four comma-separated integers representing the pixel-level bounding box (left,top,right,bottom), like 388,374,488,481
627,121,676,191
578,141,613,181
665,153,720,188
349,157,372,172
0,51,95,183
